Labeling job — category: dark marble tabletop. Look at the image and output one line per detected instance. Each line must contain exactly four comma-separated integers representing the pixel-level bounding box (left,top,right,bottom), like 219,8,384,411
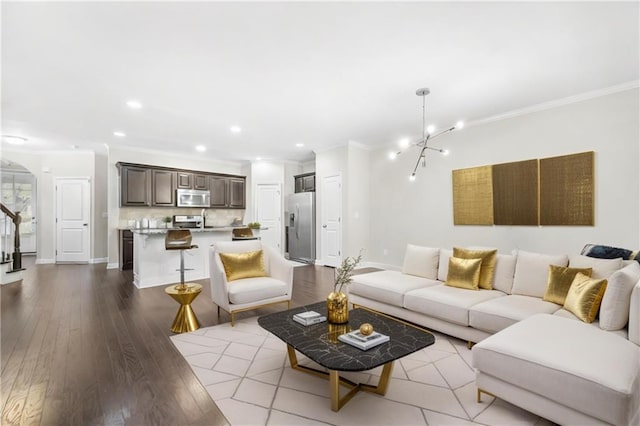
258,302,435,372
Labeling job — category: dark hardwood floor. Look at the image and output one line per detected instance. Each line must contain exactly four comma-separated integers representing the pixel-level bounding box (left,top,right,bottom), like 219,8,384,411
0,257,355,425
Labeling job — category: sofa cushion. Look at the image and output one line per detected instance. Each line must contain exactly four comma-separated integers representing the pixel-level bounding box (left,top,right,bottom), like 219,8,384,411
402,244,440,279
493,253,516,294
437,248,453,282
404,284,505,326
228,277,288,304
542,265,592,306
553,309,629,339
569,254,622,279
563,273,607,323
453,247,498,290
445,257,482,290
599,262,640,330
472,314,640,426
469,295,561,333
511,250,568,298
349,270,439,308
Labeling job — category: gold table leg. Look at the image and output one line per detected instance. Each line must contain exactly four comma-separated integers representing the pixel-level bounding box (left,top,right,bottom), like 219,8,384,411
286,344,395,412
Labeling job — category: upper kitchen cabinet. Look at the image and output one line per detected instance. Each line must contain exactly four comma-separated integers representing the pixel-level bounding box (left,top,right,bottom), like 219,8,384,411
228,178,246,209
294,172,315,193
209,176,246,209
151,169,175,206
121,165,150,206
177,172,209,190
209,176,228,208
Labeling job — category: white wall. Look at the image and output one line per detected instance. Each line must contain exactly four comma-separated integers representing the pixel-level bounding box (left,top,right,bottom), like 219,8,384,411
369,88,640,267
346,143,370,258
2,150,101,263
106,146,245,267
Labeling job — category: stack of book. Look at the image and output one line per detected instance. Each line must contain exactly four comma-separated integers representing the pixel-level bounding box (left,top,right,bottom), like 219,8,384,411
338,330,390,350
292,311,327,326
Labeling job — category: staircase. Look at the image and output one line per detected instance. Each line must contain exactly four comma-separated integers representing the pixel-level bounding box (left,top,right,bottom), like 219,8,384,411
1,203,25,285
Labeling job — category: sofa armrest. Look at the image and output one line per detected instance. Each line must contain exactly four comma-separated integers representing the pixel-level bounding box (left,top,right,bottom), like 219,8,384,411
265,246,294,296
209,247,231,310
629,279,640,346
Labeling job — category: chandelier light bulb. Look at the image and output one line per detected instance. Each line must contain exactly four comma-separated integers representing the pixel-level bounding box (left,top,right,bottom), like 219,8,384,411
426,125,435,135
398,138,410,149
442,149,450,156
409,174,416,182
455,120,465,130
388,152,397,160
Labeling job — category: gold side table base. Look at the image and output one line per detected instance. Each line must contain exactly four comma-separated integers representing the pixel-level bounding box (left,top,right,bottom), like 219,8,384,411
286,345,394,411
165,283,202,334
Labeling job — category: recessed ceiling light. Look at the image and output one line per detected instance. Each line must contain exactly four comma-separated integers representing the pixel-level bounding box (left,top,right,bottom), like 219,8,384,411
195,145,206,152
295,143,304,148
2,135,27,145
126,100,143,109
256,157,262,161
113,131,126,137
230,126,242,134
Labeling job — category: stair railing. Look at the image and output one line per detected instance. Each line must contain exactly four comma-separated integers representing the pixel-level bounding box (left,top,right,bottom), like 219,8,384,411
0,203,22,271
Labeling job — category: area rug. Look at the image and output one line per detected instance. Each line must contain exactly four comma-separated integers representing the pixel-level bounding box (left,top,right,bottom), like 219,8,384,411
170,317,553,426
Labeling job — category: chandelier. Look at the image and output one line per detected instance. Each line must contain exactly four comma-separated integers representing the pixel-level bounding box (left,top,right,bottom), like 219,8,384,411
389,88,464,181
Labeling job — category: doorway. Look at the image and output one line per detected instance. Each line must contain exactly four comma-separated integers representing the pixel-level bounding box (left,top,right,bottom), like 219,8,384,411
255,183,282,252
320,174,342,267
56,178,91,263
1,161,37,254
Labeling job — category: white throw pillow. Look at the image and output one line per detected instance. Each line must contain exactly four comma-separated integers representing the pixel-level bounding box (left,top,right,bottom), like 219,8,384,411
599,262,640,330
437,248,453,282
511,250,569,298
569,254,623,279
493,253,517,294
402,244,440,279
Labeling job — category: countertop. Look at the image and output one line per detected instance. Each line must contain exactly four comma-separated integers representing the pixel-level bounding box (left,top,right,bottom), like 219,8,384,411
122,226,266,234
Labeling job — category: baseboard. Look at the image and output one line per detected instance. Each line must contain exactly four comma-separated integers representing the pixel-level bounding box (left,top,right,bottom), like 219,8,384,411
90,257,108,264
106,262,120,270
35,258,55,265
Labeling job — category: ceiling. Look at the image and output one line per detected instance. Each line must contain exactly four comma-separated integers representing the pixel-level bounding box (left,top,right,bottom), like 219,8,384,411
2,2,638,164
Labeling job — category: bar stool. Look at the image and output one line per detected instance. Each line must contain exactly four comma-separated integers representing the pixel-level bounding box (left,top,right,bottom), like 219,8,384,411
164,229,201,333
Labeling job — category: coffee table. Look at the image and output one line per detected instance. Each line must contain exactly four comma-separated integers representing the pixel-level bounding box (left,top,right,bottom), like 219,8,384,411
258,301,435,411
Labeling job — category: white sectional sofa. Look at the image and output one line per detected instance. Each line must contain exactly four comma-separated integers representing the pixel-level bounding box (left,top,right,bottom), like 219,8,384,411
349,244,640,425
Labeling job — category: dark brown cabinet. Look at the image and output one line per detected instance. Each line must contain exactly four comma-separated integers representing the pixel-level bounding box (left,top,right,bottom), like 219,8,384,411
177,172,209,190
117,162,245,208
120,230,133,270
121,166,150,206
229,178,246,208
151,170,175,206
209,176,228,208
294,172,315,193
209,176,246,209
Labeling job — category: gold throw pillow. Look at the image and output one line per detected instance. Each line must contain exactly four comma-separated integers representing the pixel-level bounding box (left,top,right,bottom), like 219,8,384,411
446,257,482,290
218,250,267,282
563,272,608,323
543,265,593,305
453,247,498,290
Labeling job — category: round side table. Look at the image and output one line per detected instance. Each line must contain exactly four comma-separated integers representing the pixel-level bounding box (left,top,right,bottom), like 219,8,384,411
165,283,202,333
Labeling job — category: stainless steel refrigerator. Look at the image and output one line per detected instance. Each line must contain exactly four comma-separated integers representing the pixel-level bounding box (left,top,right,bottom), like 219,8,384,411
287,192,315,264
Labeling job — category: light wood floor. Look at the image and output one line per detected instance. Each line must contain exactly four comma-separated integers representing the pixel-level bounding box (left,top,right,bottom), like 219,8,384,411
1,257,366,425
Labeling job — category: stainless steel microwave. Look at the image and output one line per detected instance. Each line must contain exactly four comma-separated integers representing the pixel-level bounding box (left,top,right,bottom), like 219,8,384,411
176,189,210,207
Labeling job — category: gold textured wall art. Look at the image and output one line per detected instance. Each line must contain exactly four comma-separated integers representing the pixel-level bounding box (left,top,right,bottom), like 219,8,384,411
452,165,494,225
539,151,594,226
492,159,539,225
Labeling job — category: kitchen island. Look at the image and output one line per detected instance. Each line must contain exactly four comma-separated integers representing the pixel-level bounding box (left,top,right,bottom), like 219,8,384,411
131,227,259,288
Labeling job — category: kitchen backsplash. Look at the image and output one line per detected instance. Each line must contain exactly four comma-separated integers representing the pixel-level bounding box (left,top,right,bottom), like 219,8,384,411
119,207,244,228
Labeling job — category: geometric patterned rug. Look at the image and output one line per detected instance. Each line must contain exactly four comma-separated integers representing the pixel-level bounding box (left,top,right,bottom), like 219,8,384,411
170,317,553,425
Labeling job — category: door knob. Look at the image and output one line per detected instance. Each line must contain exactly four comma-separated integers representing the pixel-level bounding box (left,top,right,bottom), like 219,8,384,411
322,224,327,228
83,223,88,226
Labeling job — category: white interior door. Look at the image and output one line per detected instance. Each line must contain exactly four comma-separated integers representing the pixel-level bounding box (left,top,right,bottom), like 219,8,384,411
56,178,90,263
321,174,342,267
255,183,282,252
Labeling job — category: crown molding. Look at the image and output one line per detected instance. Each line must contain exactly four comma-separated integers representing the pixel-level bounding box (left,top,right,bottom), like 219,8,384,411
467,80,639,128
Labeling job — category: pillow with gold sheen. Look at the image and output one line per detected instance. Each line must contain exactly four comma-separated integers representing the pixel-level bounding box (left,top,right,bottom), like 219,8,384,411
453,247,498,290
563,272,608,323
218,250,267,282
446,257,482,290
543,265,593,305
